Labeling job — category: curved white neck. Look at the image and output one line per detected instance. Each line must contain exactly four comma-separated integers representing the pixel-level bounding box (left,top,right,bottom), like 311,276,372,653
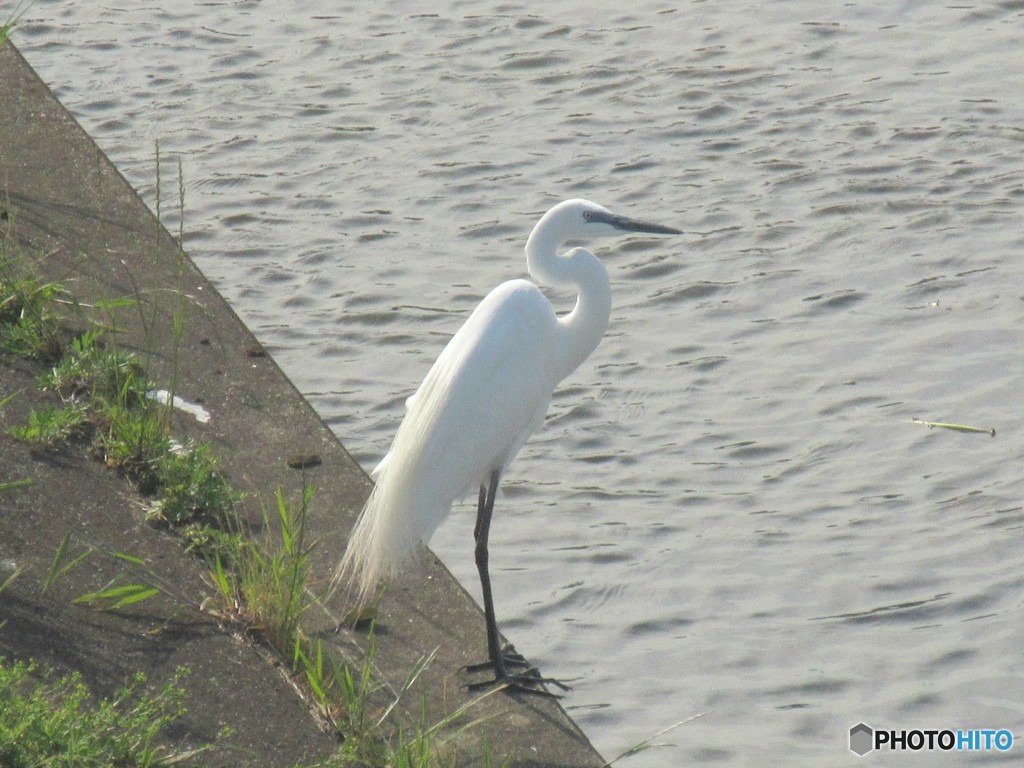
525,228,611,383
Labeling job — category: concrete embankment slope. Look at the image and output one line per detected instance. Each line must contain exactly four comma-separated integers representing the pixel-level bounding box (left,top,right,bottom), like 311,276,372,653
0,40,604,767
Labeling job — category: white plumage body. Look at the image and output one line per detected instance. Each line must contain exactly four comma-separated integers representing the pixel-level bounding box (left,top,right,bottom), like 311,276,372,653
341,279,562,606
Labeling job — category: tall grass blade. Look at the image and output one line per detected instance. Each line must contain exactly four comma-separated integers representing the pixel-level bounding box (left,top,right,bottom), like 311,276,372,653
600,712,708,767
43,532,94,591
73,581,161,609
210,555,233,604
0,567,21,594
276,487,294,553
113,551,146,566
375,647,439,730
0,389,23,409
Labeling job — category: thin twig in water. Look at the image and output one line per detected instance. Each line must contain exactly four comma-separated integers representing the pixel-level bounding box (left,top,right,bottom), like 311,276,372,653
912,418,995,437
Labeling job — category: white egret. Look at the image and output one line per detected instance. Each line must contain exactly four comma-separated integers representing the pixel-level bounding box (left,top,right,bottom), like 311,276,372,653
336,199,681,693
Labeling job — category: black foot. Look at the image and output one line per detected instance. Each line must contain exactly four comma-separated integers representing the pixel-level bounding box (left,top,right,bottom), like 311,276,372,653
462,646,530,674
463,647,572,697
468,669,572,697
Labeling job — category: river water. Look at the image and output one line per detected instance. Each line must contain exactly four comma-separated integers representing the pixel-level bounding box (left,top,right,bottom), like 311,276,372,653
15,1,1024,764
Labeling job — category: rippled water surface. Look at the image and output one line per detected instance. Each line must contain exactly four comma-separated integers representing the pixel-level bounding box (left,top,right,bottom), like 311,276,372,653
17,1,1024,764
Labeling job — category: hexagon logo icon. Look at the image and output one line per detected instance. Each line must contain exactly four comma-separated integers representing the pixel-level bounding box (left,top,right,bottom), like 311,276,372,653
850,722,874,756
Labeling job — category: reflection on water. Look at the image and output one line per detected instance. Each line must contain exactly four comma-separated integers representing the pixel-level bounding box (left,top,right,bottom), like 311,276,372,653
18,1,1024,764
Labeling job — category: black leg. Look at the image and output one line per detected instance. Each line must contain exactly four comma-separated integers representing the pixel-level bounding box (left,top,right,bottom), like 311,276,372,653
474,470,505,675
466,470,571,697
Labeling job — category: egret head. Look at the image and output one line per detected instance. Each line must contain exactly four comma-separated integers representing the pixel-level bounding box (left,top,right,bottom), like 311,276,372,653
540,199,682,243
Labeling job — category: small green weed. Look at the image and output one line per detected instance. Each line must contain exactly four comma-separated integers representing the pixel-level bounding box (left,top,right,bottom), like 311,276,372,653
0,394,33,492
34,327,172,486
0,2,35,46
150,443,239,530
0,267,65,363
0,565,20,632
0,658,192,768
292,636,351,728
8,403,85,446
40,328,147,406
95,399,169,490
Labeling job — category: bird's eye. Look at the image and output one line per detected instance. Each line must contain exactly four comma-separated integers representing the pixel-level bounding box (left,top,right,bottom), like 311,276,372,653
583,211,593,221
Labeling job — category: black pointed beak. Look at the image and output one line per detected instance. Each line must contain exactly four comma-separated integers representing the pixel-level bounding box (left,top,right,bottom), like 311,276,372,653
599,211,683,235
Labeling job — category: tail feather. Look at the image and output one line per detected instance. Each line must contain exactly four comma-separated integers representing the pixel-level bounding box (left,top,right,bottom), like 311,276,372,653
335,358,473,609
332,459,448,610
333,485,402,609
